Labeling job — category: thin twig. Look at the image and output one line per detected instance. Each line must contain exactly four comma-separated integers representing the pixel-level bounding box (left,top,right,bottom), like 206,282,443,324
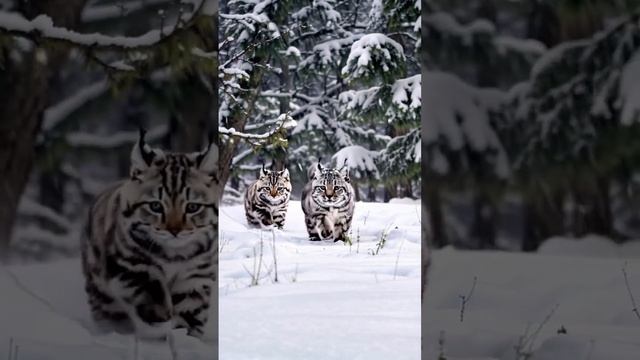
459,276,477,322
393,239,405,280
133,334,139,360
584,339,595,360
167,331,178,360
271,229,278,283
622,262,640,321
516,304,560,359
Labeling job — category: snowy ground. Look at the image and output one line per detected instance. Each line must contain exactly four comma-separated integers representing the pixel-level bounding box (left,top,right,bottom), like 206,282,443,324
219,199,422,360
425,235,640,360
0,261,216,359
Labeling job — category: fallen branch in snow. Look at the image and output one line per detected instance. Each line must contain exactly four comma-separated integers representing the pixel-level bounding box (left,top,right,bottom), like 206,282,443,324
622,262,640,321
459,276,477,322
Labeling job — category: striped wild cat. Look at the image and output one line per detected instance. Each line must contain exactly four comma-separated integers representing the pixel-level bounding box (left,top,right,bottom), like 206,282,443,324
244,165,291,228
301,163,355,241
81,130,217,339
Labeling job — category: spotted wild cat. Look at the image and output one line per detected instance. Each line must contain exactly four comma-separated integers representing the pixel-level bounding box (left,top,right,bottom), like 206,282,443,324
301,163,355,241
244,166,291,228
81,130,217,339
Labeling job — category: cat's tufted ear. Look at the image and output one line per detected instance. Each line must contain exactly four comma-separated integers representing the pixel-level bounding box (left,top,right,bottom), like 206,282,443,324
259,163,267,178
195,138,217,174
280,168,290,180
338,158,350,182
313,163,324,179
340,167,350,183
130,128,165,177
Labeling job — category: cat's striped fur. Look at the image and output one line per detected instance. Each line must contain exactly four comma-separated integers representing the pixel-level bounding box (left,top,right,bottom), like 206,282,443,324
301,163,355,241
244,166,291,228
81,130,218,339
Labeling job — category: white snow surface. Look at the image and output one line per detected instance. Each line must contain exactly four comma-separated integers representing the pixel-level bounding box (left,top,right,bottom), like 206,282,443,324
425,240,640,360
219,201,421,359
0,260,216,359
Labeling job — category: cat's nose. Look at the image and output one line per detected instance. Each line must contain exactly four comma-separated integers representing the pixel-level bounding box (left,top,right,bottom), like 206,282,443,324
270,187,278,196
166,214,183,236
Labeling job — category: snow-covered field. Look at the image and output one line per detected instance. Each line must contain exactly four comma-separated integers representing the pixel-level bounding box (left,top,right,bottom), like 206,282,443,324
219,200,422,360
425,236,640,360
0,258,216,360
0,232,218,359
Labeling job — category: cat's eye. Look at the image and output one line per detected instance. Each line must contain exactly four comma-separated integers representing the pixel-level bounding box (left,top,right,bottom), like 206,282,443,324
148,201,164,213
185,203,202,214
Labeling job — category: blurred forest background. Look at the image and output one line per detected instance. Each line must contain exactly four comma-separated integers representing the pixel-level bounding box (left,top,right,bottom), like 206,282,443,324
219,0,421,204
0,0,216,262
424,0,640,251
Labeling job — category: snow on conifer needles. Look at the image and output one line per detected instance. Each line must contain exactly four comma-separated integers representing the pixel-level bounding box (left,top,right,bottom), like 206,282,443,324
0,1,205,50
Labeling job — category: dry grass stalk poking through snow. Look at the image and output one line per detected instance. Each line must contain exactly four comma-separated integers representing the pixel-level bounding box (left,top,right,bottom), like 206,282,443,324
622,262,640,321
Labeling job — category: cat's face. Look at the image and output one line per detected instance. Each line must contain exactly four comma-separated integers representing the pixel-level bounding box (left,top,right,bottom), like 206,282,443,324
255,168,291,203
119,132,217,250
310,163,351,207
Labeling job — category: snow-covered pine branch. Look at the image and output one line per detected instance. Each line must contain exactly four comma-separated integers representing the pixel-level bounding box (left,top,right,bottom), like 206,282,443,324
378,128,420,180
66,125,168,149
512,13,640,169
332,145,380,180
342,33,405,84
424,71,508,178
80,0,173,23
219,113,297,146
42,80,109,132
0,1,205,51
340,74,421,125
17,198,73,233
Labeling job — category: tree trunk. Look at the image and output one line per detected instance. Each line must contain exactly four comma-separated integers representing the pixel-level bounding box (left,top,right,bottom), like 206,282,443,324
522,181,564,251
384,183,397,202
173,75,214,153
0,0,87,257
572,174,613,238
352,181,360,202
526,0,561,48
367,184,377,202
219,53,268,197
426,181,447,248
469,191,497,249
